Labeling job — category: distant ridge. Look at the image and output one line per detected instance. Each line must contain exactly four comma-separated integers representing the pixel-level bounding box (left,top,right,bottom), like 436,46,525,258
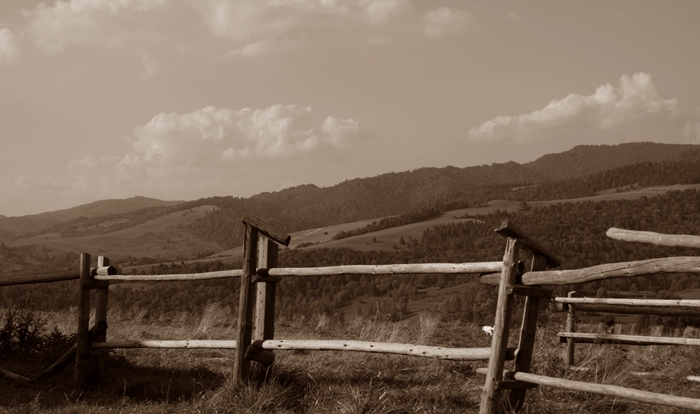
524,142,698,180
0,196,184,236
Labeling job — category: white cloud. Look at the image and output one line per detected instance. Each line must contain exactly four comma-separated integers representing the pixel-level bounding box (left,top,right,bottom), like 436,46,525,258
60,104,360,199
468,73,698,144
192,0,412,57
423,7,472,39
23,0,168,54
223,37,308,59
0,28,19,64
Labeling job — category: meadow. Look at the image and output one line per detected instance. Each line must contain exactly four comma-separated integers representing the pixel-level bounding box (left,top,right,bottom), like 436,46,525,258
2,304,700,413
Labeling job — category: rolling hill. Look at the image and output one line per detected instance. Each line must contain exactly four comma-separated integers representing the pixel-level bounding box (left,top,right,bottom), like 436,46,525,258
2,142,700,268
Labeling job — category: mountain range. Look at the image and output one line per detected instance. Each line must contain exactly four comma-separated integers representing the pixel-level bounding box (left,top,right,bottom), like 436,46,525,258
2,142,700,266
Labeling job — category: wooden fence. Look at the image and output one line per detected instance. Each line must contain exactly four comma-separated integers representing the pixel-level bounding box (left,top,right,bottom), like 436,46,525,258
2,218,700,413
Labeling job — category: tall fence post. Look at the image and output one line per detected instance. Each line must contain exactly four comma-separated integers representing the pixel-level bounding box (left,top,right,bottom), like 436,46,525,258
95,256,110,378
566,291,577,366
233,224,259,385
251,236,278,367
480,237,520,414
75,252,91,385
508,255,548,411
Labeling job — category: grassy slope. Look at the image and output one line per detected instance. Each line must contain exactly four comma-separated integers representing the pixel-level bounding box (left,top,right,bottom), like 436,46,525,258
0,196,184,236
6,205,221,260
2,308,699,413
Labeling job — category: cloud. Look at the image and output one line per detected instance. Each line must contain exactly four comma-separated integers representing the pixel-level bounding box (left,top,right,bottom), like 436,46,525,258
60,104,360,198
468,73,699,144
423,7,472,39
193,0,412,56
23,0,168,54
0,28,19,64
223,37,307,59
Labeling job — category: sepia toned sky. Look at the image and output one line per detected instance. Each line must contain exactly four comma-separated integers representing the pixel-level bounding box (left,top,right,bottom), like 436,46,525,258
1,1,700,217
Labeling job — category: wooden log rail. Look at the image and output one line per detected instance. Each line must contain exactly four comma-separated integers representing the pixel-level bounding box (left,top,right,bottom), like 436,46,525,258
480,256,700,286
475,368,700,412
0,266,114,287
92,262,503,283
607,227,700,249
555,297,700,308
558,332,700,346
91,339,515,361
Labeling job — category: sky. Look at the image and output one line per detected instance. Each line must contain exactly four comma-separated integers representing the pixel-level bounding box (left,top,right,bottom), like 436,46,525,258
1,0,700,217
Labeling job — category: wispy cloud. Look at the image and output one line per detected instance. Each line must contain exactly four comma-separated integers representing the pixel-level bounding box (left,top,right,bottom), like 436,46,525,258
5,104,360,205
468,73,699,144
23,0,168,54
0,28,19,64
423,7,473,39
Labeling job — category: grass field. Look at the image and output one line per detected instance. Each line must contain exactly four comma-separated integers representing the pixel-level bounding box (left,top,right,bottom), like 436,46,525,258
2,305,700,413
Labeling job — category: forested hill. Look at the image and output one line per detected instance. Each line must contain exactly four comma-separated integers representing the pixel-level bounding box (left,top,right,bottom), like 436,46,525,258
2,143,700,251
6,189,700,324
523,142,699,180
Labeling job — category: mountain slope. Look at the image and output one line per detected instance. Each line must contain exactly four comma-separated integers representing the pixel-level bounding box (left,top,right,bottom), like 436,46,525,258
523,142,698,180
0,197,184,239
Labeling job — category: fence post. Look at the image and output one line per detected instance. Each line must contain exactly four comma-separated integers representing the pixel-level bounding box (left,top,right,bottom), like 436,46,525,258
95,256,110,378
233,224,259,385
75,252,91,385
480,237,520,414
508,255,547,411
253,236,278,347
566,291,577,366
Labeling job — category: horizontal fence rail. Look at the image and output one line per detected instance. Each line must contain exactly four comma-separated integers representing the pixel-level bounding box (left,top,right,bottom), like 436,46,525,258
475,368,700,412
0,266,115,287
607,227,700,249
261,262,503,277
480,257,700,286
95,269,243,282
0,270,79,287
92,339,514,361
558,332,700,346
90,263,503,283
555,297,700,308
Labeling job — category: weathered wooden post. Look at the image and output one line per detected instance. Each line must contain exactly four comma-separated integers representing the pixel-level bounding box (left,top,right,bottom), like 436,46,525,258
480,220,561,414
75,252,91,385
565,291,576,366
94,256,110,377
234,217,291,385
233,223,259,385
508,256,549,411
480,237,519,413
249,236,279,367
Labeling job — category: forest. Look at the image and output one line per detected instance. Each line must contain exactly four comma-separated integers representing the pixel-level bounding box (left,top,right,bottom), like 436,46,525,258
2,189,700,330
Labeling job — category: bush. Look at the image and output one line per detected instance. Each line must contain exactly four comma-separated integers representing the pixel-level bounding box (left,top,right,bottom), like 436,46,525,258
0,303,72,357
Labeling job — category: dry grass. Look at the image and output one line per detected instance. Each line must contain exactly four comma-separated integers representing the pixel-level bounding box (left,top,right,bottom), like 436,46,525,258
2,308,700,413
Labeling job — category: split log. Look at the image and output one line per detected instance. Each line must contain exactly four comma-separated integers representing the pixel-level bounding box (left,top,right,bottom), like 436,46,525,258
557,332,700,346
38,344,77,378
556,303,700,317
91,266,117,276
256,339,514,361
92,340,238,349
0,368,31,383
263,262,503,277
495,220,562,268
0,271,78,287
607,228,700,249
481,257,700,286
241,216,291,246
476,368,700,411
92,339,515,361
555,297,700,308
95,269,243,282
